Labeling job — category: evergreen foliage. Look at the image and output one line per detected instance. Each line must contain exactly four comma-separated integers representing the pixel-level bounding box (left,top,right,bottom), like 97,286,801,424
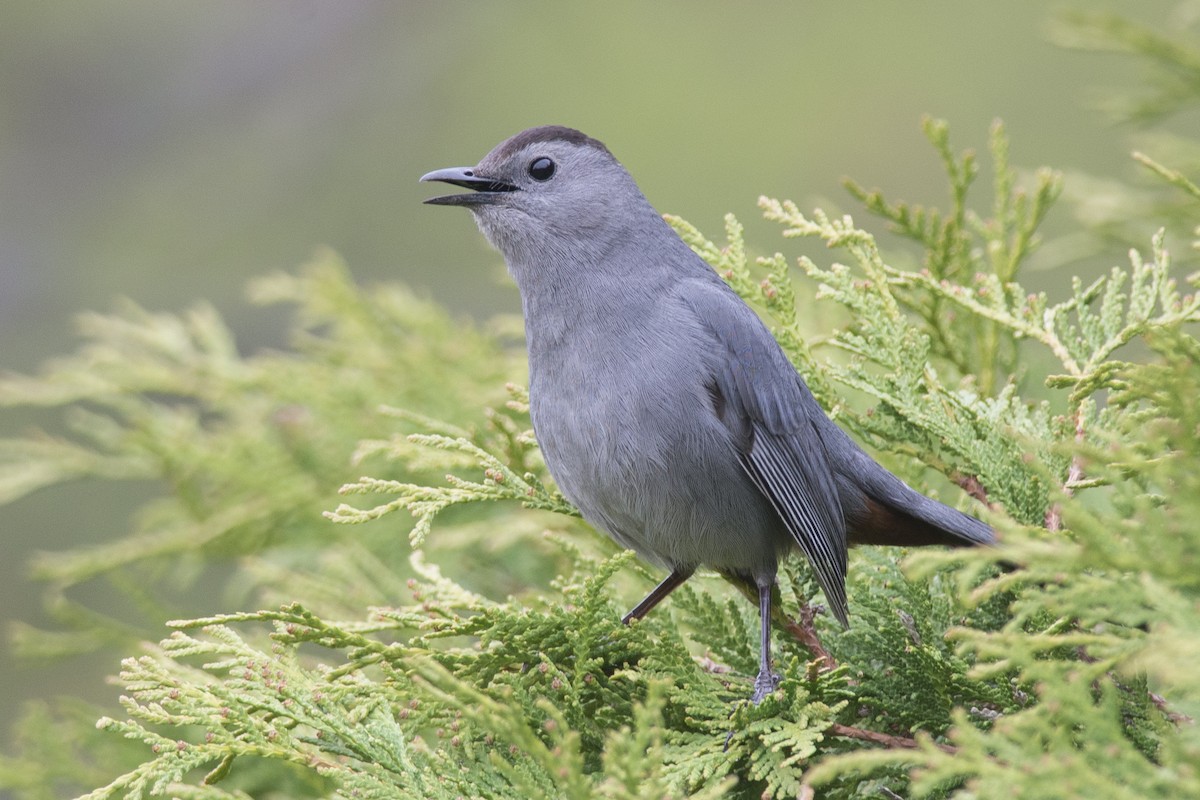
4,20,1200,798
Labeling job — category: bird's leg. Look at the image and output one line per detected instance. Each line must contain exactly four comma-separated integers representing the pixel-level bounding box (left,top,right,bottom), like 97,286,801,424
750,580,781,704
621,568,694,624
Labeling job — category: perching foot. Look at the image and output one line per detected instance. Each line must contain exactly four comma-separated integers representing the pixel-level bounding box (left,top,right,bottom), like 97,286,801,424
750,668,781,705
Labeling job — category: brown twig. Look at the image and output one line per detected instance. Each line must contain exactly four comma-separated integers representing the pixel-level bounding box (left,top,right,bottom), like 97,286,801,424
1087,658,1191,727
1149,691,1193,726
1046,406,1088,531
953,472,991,507
777,599,837,672
1043,503,1063,532
828,722,957,754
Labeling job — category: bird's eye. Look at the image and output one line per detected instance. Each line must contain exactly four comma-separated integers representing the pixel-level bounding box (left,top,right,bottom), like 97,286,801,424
528,157,556,181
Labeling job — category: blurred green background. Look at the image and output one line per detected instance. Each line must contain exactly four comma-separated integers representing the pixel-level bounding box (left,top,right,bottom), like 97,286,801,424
0,0,1189,764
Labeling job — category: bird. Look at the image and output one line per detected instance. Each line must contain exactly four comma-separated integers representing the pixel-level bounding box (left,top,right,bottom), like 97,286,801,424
421,125,993,703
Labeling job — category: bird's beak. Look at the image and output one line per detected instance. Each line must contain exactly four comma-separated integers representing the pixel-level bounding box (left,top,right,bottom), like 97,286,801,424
420,167,518,207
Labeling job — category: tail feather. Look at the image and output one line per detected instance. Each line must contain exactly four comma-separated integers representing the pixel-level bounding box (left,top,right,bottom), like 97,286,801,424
843,485,993,547
819,421,994,548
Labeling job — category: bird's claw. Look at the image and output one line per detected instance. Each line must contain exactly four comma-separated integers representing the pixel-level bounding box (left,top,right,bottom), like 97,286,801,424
750,670,781,705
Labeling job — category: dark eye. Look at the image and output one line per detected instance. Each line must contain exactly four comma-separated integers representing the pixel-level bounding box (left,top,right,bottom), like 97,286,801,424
528,157,555,181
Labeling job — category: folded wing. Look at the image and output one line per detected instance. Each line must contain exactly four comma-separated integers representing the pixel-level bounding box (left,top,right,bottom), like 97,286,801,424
681,280,850,625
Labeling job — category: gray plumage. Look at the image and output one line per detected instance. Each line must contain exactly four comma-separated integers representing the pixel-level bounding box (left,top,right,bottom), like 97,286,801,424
422,125,992,701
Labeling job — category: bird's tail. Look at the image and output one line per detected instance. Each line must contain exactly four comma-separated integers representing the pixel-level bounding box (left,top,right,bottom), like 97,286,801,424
843,469,994,547
824,425,994,548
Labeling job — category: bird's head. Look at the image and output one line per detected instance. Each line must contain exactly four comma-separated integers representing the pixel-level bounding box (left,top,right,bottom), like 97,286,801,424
421,125,659,269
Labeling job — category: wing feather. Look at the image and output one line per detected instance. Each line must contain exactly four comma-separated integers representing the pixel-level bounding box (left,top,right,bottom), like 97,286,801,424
680,279,851,625
742,426,849,625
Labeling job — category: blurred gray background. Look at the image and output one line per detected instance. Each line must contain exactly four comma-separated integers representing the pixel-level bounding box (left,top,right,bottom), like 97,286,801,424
0,0,1186,757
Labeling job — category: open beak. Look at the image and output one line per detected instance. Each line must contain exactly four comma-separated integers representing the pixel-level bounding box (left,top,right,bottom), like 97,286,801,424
420,167,518,206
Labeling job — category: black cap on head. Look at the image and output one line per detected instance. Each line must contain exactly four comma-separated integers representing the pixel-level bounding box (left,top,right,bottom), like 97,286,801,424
486,125,611,164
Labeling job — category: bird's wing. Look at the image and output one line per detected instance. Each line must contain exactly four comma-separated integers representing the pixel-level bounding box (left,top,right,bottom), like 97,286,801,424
680,279,850,625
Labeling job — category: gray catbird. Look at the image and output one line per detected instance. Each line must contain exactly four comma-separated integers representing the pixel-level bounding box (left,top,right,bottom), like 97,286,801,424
422,125,993,703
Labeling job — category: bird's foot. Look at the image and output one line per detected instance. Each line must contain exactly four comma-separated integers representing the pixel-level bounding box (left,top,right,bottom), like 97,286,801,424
750,669,781,705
